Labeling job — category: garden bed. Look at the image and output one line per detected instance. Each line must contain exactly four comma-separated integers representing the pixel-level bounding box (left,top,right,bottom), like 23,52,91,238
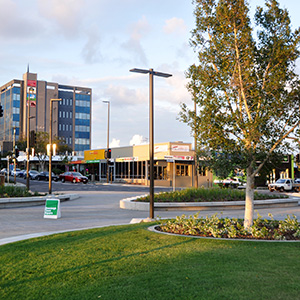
156,213,300,240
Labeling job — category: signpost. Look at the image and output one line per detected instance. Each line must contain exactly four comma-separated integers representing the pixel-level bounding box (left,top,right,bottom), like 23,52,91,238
44,199,61,219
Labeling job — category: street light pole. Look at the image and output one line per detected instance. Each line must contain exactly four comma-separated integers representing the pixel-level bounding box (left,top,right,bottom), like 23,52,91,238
103,101,110,184
49,98,61,194
26,87,33,190
129,68,172,219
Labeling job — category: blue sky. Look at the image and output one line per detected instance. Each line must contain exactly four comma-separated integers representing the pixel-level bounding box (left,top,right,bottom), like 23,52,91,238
0,0,299,149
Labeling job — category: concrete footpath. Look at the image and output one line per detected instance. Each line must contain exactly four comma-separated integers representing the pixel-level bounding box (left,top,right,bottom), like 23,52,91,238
1,190,300,246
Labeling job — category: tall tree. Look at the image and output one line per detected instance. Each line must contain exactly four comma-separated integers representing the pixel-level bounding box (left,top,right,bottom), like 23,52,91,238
181,0,300,228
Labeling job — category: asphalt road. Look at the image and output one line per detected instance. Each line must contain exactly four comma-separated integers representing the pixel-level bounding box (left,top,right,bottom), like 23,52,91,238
1,185,300,245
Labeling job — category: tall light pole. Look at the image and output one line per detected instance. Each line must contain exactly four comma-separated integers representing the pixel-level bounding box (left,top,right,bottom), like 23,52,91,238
49,98,61,194
26,87,34,190
103,100,110,183
129,68,172,219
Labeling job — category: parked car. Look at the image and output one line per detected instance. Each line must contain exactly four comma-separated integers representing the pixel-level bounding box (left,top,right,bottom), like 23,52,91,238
268,178,300,192
17,170,26,178
11,168,22,177
0,168,8,175
36,171,59,181
24,170,40,180
59,172,88,184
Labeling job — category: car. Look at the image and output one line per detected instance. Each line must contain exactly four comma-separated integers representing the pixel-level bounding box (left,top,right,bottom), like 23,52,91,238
36,171,59,181
0,168,8,175
17,170,26,178
24,170,40,180
59,172,88,184
11,168,22,176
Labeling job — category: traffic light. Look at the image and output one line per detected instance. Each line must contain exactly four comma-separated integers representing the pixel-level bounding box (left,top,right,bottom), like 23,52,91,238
15,148,19,158
0,104,3,117
296,154,300,163
107,148,111,159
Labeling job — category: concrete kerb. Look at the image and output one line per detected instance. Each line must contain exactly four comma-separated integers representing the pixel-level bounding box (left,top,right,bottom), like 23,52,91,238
120,195,300,211
0,194,79,209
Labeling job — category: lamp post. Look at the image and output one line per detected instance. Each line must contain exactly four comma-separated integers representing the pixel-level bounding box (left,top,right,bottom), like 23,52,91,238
26,87,34,190
49,98,61,194
103,101,110,183
129,68,172,219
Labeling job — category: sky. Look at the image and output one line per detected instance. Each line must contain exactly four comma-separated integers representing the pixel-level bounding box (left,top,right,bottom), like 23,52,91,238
0,0,300,150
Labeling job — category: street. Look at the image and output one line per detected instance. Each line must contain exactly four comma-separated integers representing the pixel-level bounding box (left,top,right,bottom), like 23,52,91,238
1,182,300,245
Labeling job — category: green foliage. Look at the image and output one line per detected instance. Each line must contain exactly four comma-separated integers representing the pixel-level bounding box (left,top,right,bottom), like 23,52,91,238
159,212,300,240
0,186,33,198
136,187,287,203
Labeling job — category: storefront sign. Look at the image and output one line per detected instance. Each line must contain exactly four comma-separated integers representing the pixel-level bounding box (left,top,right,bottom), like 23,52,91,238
44,199,61,219
171,145,190,152
164,155,194,161
116,157,138,162
154,145,168,153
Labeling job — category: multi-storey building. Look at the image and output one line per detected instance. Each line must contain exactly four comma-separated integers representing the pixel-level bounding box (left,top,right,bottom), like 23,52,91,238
0,69,92,155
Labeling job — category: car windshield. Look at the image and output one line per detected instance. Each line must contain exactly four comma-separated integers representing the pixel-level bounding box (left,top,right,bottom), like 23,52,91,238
276,179,286,183
31,171,39,174
72,172,83,176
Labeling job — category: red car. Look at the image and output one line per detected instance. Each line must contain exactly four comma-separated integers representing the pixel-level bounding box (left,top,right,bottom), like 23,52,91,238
59,172,88,184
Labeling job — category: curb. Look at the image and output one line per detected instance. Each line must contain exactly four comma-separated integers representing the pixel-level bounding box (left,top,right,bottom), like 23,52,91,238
120,196,299,211
0,194,79,209
147,225,300,242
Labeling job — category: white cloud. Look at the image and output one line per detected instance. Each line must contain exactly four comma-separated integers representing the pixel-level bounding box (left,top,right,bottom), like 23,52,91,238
37,0,85,37
122,16,151,65
81,26,102,64
0,0,43,40
129,134,148,146
163,17,187,35
110,138,120,148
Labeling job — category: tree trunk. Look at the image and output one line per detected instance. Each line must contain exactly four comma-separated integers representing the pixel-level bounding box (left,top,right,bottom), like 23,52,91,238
244,166,255,229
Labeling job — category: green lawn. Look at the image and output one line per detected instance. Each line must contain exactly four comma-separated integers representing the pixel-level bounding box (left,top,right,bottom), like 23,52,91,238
1,223,299,300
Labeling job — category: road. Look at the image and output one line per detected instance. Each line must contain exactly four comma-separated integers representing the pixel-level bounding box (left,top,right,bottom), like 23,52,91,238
1,178,300,245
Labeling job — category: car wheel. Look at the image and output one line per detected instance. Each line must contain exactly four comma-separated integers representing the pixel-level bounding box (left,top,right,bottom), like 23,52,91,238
83,180,87,184
72,178,76,183
61,178,65,183
280,187,284,192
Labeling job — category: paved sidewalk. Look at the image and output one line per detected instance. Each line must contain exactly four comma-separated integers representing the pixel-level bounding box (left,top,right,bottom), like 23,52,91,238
1,190,300,246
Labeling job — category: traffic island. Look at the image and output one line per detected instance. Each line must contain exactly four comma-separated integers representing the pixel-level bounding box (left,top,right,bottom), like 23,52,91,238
120,196,299,211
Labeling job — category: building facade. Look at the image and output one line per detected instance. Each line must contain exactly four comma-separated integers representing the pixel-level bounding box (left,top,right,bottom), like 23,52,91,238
71,141,213,188
0,69,92,156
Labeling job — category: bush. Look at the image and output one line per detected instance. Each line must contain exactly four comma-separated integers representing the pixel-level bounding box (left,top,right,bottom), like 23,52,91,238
136,187,287,203
158,213,300,240
0,186,42,198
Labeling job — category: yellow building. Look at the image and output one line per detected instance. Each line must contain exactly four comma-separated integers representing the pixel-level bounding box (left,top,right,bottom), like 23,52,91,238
77,141,212,188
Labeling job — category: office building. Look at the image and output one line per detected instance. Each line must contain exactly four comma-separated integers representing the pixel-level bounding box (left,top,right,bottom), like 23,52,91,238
0,69,92,155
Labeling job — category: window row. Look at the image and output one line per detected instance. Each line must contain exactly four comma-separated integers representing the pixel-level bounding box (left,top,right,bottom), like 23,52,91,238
59,98,73,106
75,138,90,145
75,125,90,132
75,93,90,101
59,111,73,118
66,137,72,145
75,112,90,120
59,124,73,131
75,100,90,107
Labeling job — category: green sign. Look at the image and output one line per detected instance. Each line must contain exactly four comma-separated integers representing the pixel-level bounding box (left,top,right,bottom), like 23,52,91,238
44,199,61,219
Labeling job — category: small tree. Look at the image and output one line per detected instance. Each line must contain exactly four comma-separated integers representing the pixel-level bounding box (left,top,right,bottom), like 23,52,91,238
181,0,300,229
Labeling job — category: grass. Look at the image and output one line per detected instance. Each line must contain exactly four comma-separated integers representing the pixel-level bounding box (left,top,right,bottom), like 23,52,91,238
1,223,300,300
136,187,287,203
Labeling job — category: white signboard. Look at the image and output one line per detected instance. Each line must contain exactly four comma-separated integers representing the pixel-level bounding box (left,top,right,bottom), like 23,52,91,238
171,145,190,152
154,145,168,153
44,199,61,219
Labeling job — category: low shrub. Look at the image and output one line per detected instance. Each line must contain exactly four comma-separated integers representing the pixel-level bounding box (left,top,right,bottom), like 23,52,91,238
136,187,287,203
158,213,300,240
0,186,42,198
